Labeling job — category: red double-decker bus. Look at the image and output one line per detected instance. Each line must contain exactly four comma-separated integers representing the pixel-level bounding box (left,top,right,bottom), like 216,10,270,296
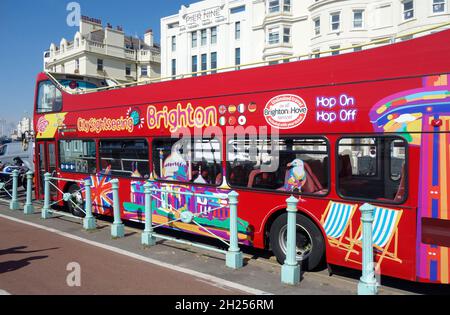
34,28,450,284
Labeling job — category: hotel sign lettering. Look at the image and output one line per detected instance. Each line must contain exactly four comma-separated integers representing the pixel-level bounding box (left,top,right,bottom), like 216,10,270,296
184,6,224,25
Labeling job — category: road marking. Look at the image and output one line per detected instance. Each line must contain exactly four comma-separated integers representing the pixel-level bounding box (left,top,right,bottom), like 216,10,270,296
0,214,271,296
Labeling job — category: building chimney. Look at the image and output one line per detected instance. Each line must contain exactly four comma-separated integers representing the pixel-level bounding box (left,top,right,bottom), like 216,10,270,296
144,28,154,47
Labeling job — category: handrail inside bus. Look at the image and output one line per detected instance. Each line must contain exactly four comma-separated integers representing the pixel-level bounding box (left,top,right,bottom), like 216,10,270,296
44,20,450,96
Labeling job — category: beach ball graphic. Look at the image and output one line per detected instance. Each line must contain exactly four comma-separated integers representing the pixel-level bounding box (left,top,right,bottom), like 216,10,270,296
238,103,245,113
229,116,237,126
238,116,247,126
229,105,237,114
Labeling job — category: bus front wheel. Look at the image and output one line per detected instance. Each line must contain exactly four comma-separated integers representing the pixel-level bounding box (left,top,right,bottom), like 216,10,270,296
269,213,325,271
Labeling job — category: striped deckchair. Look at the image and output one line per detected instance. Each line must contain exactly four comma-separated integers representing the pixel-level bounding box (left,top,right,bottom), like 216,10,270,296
345,206,403,267
320,201,358,249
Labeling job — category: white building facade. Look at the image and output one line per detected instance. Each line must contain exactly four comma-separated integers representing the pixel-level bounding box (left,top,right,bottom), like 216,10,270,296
45,16,161,83
161,0,450,78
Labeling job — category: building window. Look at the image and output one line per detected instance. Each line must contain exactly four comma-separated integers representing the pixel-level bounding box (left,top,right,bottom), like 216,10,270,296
192,55,198,76
171,59,176,77
314,17,320,36
235,48,241,66
337,137,407,202
235,22,241,40
211,27,217,44
192,31,198,48
433,0,446,13
59,140,96,174
268,0,280,13
201,29,207,46
75,59,80,71
403,0,414,20
230,5,246,14
353,44,362,52
141,66,148,77
227,137,329,195
201,54,207,75
283,27,291,43
268,27,280,45
330,12,340,31
125,64,131,76
211,52,217,74
330,45,340,56
97,59,103,71
99,139,149,178
353,10,364,28
171,36,176,52
283,0,291,12
313,49,320,59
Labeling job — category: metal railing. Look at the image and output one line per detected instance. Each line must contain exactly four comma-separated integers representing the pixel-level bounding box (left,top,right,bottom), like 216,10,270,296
139,182,244,269
38,174,244,269
0,170,20,210
45,21,450,95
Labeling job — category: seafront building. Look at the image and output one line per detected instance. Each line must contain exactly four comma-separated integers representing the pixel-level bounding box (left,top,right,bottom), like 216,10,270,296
160,0,450,78
44,16,161,84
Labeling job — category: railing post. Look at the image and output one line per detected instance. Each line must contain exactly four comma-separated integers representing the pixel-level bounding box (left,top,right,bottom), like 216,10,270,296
141,182,156,246
9,170,20,210
281,196,301,285
226,191,243,269
23,171,34,215
358,203,378,295
41,173,52,219
83,178,96,231
111,179,124,238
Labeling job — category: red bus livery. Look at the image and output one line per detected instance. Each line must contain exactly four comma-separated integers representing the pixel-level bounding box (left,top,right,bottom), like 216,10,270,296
34,29,450,284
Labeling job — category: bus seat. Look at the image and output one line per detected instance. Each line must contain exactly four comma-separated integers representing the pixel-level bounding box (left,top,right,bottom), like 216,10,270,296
338,155,352,178
308,160,326,187
247,169,262,188
302,162,324,193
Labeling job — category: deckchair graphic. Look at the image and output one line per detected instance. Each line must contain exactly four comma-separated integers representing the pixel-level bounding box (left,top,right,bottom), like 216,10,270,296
345,206,403,267
320,201,358,249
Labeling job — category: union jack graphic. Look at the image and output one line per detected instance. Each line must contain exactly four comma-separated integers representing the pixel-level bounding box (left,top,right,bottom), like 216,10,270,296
86,166,113,215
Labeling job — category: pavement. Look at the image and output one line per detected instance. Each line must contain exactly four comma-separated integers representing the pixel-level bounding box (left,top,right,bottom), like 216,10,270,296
0,192,446,295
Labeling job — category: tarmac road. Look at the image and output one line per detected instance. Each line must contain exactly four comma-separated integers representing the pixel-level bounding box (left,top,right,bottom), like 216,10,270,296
0,217,246,295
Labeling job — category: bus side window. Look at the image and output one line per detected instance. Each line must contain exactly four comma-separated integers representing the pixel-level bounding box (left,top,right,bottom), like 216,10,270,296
152,138,222,185
36,81,63,113
99,139,149,178
337,136,407,202
226,137,329,195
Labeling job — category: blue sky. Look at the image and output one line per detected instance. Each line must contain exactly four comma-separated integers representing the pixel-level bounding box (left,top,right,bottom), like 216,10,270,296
0,0,194,128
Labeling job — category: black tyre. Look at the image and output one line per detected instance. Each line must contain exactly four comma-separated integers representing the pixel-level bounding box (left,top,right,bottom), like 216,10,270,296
67,184,85,217
269,213,325,271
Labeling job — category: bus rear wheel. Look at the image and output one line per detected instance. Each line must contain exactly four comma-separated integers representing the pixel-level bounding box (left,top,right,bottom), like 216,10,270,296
66,184,85,218
269,213,325,271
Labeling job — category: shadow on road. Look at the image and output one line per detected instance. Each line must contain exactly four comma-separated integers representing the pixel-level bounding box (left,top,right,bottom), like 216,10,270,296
0,246,59,256
0,256,48,274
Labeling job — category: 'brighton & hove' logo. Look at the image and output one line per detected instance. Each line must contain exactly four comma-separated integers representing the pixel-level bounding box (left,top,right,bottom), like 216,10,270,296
264,94,308,129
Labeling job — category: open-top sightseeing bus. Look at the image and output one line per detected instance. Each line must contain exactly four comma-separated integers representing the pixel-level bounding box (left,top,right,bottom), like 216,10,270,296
34,28,450,284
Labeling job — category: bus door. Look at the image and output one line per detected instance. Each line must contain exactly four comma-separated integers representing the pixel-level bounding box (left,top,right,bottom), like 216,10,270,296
36,141,57,199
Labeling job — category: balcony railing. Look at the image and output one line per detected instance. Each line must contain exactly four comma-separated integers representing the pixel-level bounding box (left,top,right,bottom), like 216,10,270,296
49,39,160,63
